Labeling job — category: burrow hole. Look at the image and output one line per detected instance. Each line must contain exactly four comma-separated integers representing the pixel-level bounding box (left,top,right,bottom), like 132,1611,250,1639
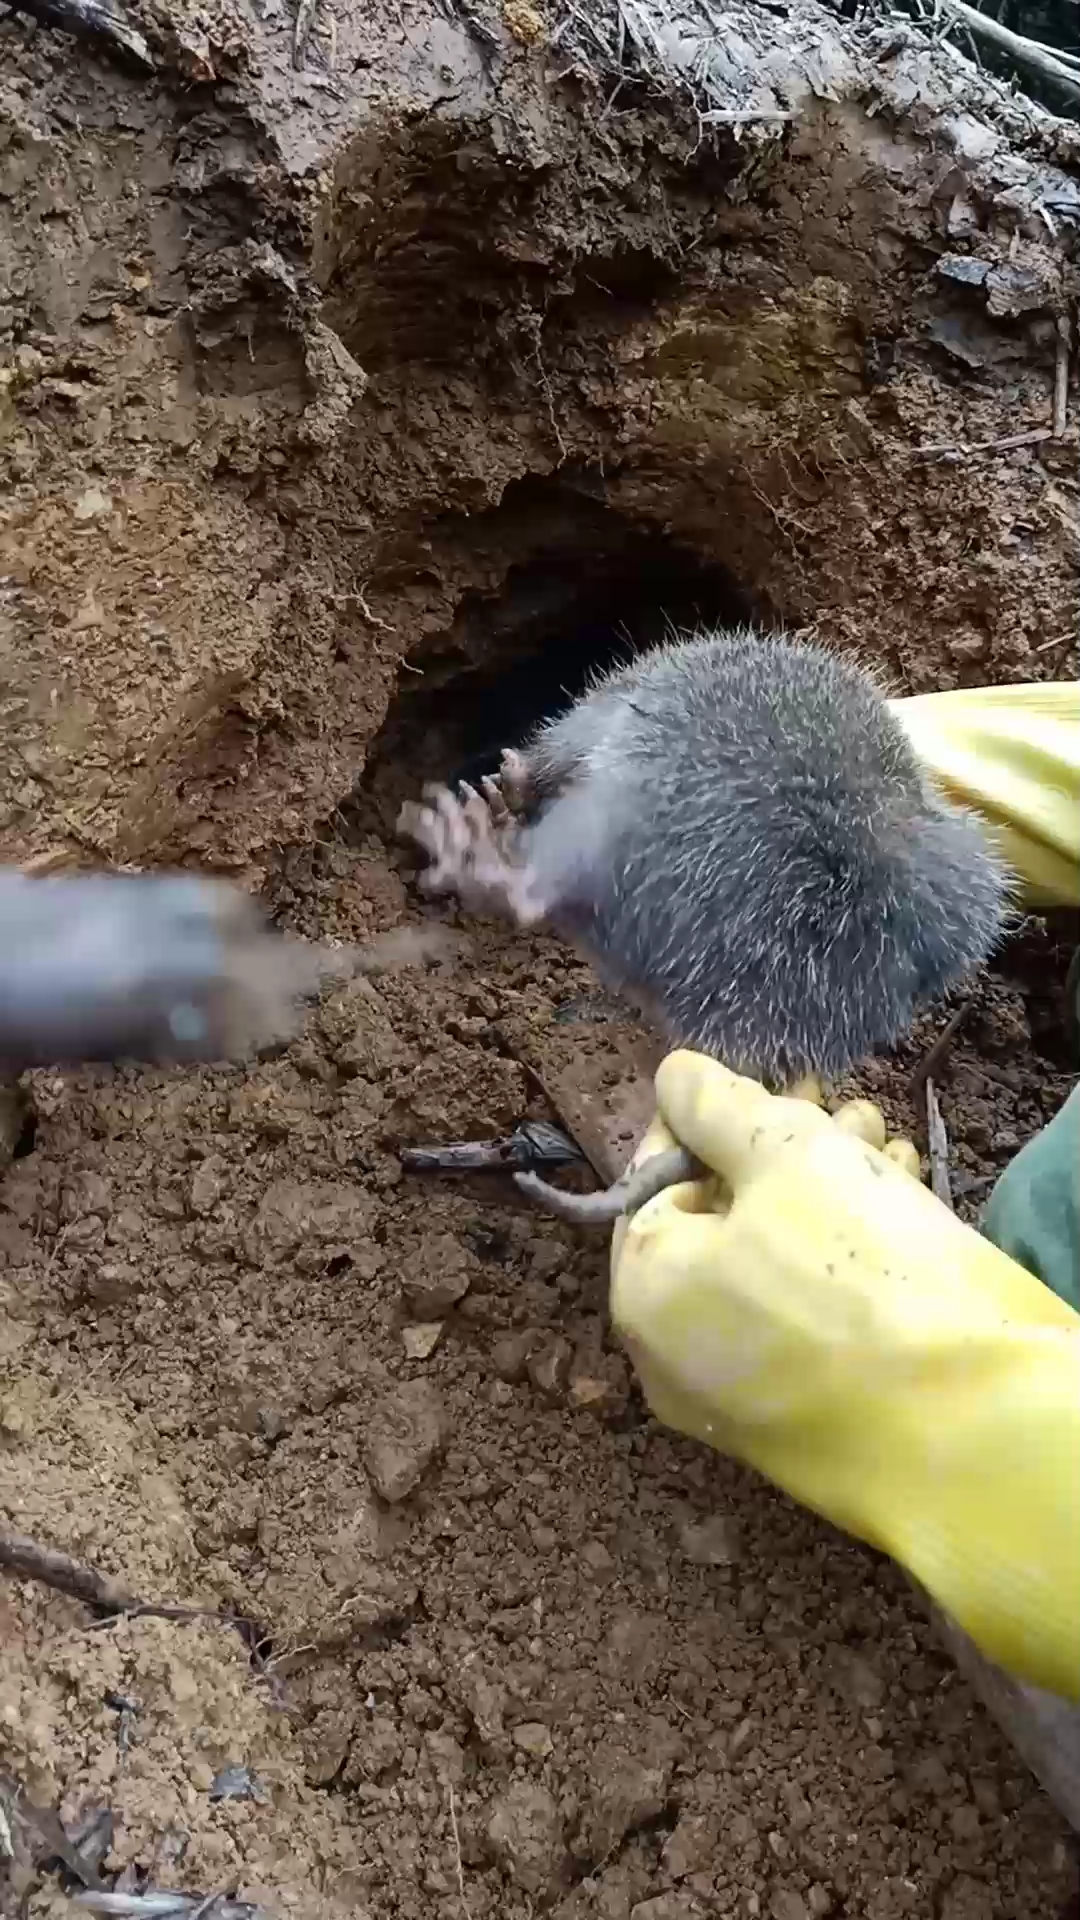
345,477,1078,1066
354,478,766,826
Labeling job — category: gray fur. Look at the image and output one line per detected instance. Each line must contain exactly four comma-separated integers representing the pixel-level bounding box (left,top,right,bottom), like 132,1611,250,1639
507,625,1011,1088
397,623,1013,1224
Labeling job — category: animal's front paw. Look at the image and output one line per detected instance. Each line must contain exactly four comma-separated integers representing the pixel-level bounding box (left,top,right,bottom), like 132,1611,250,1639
397,783,548,926
396,787,477,898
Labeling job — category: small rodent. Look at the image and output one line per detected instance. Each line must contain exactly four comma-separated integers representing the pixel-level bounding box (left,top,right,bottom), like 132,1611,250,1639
398,625,1011,1223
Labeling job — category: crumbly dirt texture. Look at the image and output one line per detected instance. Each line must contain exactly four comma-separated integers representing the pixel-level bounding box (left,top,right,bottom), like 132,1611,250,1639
1,0,1079,1912
1,893,1077,1920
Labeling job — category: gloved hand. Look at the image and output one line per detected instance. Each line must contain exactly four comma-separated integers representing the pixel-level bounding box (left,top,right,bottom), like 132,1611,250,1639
890,680,1080,909
610,1051,1080,1703
0,871,333,1069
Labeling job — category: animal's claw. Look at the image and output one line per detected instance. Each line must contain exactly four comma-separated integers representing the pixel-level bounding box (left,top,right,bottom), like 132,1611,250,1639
480,774,511,825
497,747,533,814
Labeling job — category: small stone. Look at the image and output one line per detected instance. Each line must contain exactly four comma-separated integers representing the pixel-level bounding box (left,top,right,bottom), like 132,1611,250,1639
935,253,989,288
402,1322,443,1360
581,1538,613,1574
906,1752,951,1796
62,1170,111,1219
769,1888,809,1920
301,1710,353,1786
781,1783,812,1832
581,1751,673,1859
209,1765,266,1802
526,1237,564,1279
82,1262,139,1305
229,1395,288,1442
108,1207,145,1244
832,1649,884,1712
679,1512,739,1566
343,1711,403,1785
0,1389,35,1442
190,1157,225,1216
513,1721,554,1758
947,632,988,664
630,1896,699,1920
492,1330,539,1382
528,1337,572,1398
663,1811,717,1880
502,0,546,45
401,1232,472,1319
363,1378,445,1502
73,485,112,520
567,1359,629,1417
487,1781,568,1895
466,1670,507,1744
950,1804,981,1841
568,1373,609,1409
425,1730,465,1786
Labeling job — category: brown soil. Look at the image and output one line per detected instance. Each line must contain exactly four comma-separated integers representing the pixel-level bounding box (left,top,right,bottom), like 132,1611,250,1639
2,0,1080,1913
2,863,1077,1920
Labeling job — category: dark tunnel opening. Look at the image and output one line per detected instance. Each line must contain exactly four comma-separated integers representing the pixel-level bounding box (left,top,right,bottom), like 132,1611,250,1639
341,480,1079,1074
355,496,763,825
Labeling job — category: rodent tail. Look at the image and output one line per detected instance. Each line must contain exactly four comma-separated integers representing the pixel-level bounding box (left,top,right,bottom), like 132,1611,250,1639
514,1145,705,1225
514,1170,628,1224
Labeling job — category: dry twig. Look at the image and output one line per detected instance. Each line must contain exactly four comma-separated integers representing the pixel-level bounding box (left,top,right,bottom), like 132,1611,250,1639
291,0,318,66
911,428,1053,460
0,1525,252,1636
936,0,1080,104
447,1786,471,1920
4,0,153,66
1054,318,1071,439
0,1528,136,1613
74,1895,272,1917
910,1000,972,1096
924,1076,953,1210
0,1771,106,1891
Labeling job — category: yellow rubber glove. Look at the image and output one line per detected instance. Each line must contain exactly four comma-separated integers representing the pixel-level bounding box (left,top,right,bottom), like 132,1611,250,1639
610,1052,1080,1703
890,681,1080,909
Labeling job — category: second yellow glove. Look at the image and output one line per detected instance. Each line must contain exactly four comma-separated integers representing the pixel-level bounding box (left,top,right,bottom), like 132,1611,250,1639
890,680,1080,909
610,1053,1080,1703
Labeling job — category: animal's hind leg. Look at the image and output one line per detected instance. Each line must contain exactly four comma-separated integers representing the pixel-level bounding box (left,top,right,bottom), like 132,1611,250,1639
397,782,552,927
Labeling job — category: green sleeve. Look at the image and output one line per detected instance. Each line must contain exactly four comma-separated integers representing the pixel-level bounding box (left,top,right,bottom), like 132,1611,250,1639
981,1084,1080,1313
